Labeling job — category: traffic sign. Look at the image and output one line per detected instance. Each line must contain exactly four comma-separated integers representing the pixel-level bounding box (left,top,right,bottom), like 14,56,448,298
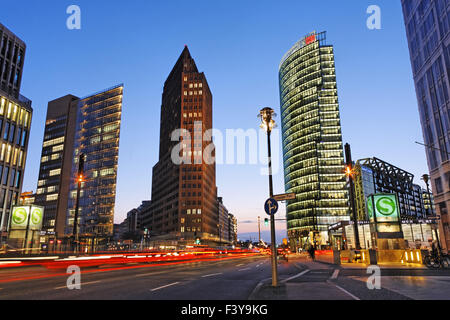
264,198,279,216
273,193,296,201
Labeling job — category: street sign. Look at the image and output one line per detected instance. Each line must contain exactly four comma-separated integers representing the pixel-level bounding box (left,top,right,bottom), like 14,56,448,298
264,198,279,216
273,193,296,201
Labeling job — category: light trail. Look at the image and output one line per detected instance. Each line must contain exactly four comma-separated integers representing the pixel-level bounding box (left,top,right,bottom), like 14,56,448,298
0,252,261,284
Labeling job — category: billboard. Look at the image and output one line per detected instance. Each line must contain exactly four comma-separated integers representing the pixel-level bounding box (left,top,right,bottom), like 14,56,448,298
10,206,30,230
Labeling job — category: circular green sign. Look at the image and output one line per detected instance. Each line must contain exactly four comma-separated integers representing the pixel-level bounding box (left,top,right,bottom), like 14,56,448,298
375,197,396,216
367,199,373,218
31,208,43,225
12,208,27,225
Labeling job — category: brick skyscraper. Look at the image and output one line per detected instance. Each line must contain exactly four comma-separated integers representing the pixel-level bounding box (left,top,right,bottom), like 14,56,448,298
148,47,218,244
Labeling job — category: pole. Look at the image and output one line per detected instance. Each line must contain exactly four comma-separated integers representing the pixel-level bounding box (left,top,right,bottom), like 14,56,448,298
258,216,261,244
345,144,361,250
423,175,441,251
267,130,278,287
72,154,85,254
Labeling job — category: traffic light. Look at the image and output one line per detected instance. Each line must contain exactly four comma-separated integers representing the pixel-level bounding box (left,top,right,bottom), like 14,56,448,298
264,218,269,226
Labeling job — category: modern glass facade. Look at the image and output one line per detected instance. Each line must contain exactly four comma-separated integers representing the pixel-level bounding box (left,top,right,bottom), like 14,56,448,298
279,31,349,248
402,0,450,250
0,23,32,243
65,85,123,240
0,95,31,237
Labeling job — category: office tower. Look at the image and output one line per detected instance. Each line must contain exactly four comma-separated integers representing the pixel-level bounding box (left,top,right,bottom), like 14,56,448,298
35,95,78,240
35,85,123,247
228,213,238,245
0,23,32,243
148,47,218,244
401,0,450,250
279,32,349,249
217,197,229,245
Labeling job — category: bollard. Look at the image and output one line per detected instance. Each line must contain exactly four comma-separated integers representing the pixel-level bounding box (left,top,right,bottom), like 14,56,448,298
369,249,378,265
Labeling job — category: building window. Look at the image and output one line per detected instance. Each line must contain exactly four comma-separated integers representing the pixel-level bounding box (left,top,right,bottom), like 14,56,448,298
46,194,58,201
435,178,444,194
49,168,61,176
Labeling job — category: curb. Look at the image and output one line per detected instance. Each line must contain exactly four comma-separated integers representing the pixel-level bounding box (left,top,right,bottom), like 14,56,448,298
248,278,271,300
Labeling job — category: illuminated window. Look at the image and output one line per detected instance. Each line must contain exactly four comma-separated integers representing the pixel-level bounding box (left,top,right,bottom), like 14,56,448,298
46,194,58,201
12,104,18,122
49,168,61,176
7,102,12,119
12,148,18,165
43,137,65,148
18,150,23,167
52,145,64,152
5,145,11,163
0,98,5,115
100,168,114,176
41,156,49,163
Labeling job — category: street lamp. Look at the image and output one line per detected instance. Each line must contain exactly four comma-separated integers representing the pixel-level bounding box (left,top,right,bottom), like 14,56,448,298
344,143,361,250
258,107,279,287
421,174,441,250
72,153,85,254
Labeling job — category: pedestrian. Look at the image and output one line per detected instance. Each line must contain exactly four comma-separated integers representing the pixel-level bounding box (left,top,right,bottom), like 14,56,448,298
308,245,315,261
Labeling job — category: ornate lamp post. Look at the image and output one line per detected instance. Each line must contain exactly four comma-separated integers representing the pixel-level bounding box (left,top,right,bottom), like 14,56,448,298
258,107,279,287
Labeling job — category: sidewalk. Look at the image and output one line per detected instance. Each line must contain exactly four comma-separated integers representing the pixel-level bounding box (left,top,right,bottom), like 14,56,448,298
249,280,355,300
249,258,354,300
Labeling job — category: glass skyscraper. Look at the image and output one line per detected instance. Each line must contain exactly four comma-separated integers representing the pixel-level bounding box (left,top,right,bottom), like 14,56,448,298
0,23,32,244
279,31,349,249
65,85,123,242
402,0,450,251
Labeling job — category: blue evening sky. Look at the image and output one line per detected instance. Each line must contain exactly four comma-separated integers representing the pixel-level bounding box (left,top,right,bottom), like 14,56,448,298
1,1,427,239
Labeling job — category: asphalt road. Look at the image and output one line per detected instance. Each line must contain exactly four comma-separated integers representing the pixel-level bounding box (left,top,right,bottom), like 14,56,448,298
1,255,450,300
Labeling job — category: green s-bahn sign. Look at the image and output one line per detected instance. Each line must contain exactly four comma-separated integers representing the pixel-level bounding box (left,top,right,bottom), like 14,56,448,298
367,193,400,223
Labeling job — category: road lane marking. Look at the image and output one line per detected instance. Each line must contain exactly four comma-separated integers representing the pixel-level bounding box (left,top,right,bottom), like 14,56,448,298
54,280,101,290
239,268,252,271
331,269,340,279
281,269,310,283
202,273,222,278
327,281,360,300
135,271,172,278
150,282,180,292
236,264,244,267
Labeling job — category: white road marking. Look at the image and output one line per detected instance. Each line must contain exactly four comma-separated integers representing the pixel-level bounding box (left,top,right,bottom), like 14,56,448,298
150,282,180,292
328,281,360,300
54,280,101,290
239,268,251,271
281,269,310,283
135,271,172,278
202,273,222,278
331,269,340,279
